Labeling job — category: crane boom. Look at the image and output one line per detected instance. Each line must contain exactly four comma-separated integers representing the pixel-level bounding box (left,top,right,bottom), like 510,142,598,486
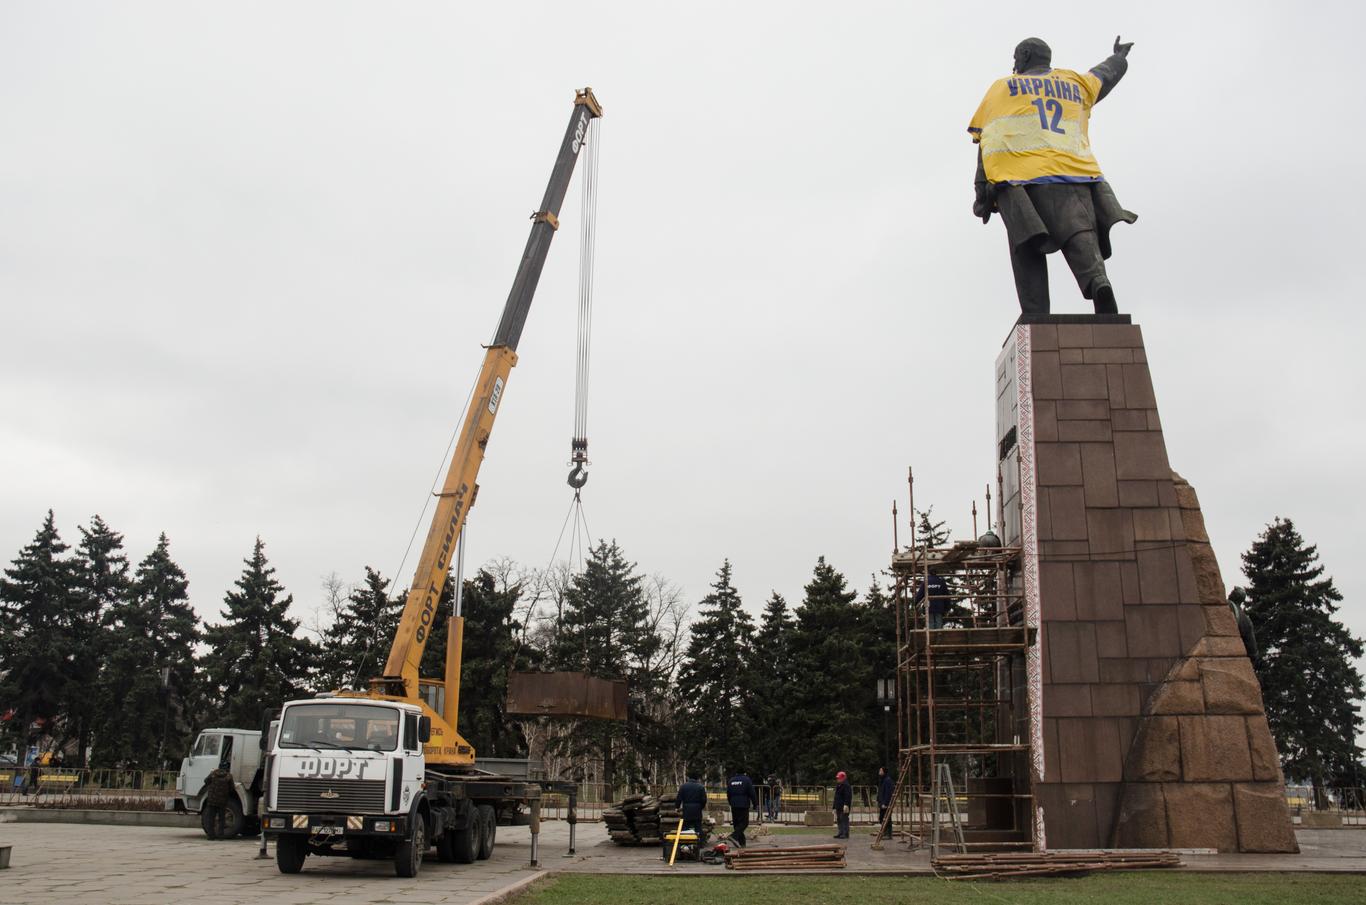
363,88,603,767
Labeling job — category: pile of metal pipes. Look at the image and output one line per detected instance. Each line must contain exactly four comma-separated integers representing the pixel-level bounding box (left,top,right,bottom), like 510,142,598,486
932,850,1182,879
724,844,846,871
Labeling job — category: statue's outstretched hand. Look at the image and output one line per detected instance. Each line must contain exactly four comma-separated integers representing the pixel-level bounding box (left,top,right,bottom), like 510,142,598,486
1114,35,1134,56
973,183,994,224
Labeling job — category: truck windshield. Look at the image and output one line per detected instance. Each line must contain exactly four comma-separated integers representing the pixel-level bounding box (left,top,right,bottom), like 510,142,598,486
190,733,221,758
278,703,400,752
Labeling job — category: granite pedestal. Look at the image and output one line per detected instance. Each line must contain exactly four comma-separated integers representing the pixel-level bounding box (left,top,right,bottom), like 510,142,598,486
995,318,1297,853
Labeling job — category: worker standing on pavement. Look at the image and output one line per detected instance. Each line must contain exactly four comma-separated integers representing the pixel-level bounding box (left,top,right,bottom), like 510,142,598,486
765,774,782,821
676,773,707,839
727,768,757,847
200,760,235,839
833,770,852,839
877,766,895,828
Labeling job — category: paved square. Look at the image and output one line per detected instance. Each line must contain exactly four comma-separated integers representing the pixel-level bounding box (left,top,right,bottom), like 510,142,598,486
0,820,556,905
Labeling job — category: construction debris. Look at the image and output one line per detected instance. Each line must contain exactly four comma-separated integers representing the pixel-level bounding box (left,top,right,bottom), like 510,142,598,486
932,850,1182,879
724,844,846,871
603,795,662,845
605,795,717,846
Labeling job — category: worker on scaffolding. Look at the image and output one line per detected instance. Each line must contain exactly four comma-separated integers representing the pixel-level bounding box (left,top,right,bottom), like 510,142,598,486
912,568,952,629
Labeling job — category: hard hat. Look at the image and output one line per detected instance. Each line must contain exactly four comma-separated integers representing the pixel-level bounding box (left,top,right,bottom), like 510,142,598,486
836,771,847,781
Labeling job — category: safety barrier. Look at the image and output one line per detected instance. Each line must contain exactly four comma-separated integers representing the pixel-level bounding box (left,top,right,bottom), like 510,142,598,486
0,769,179,807
532,781,891,824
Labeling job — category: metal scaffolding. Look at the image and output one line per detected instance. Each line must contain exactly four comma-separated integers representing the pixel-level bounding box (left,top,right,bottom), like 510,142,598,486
891,540,1037,852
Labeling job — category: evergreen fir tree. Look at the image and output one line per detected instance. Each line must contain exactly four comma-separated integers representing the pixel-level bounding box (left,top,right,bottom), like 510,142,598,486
914,507,952,548
317,567,402,692
549,541,659,682
69,515,129,765
1239,518,1365,802
673,561,755,779
200,538,317,729
858,577,898,772
95,534,199,768
0,512,77,752
547,540,661,789
785,556,878,783
745,591,795,780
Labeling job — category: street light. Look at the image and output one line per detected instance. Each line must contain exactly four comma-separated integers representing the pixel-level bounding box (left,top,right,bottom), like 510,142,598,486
875,678,896,772
157,666,171,773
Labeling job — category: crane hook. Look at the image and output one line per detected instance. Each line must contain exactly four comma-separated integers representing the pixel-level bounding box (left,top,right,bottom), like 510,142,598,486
567,463,589,489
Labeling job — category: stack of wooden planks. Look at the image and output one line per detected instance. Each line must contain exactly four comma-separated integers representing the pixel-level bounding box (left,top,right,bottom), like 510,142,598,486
724,844,846,871
933,850,1182,879
603,795,664,845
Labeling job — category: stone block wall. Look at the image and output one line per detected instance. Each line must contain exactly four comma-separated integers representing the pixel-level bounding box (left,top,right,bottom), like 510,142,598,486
995,321,1296,853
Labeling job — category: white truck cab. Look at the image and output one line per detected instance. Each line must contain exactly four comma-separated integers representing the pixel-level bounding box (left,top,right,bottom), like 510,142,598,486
263,695,543,877
175,727,263,837
265,696,433,876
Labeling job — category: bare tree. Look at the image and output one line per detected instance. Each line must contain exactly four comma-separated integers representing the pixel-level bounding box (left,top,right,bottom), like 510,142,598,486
302,571,349,642
641,572,690,683
522,561,574,658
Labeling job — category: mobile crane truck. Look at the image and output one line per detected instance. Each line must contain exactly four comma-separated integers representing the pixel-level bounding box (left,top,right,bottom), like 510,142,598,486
261,87,602,878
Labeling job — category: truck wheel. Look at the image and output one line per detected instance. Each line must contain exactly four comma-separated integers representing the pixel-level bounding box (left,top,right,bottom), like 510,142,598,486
394,814,426,878
476,805,496,860
435,831,456,863
276,835,307,874
450,817,479,864
225,799,245,837
199,799,245,839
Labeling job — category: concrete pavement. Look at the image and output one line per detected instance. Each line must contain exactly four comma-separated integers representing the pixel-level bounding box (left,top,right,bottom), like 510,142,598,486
0,820,560,905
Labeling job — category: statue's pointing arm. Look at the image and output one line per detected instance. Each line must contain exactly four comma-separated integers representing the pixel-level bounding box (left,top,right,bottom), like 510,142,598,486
1092,35,1134,103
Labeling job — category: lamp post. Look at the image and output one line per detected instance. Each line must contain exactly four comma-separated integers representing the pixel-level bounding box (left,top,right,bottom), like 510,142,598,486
157,666,171,773
875,678,895,771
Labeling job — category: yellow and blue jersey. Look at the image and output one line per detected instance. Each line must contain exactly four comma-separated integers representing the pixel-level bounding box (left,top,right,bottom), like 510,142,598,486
968,68,1105,185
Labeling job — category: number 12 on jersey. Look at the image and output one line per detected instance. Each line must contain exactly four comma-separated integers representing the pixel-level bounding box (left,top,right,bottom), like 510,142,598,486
1031,98,1066,134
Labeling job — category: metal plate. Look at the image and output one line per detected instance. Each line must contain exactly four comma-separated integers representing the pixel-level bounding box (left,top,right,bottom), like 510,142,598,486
506,672,628,720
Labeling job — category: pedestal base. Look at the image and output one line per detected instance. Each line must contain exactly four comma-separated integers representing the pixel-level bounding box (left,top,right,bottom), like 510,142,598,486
994,320,1296,854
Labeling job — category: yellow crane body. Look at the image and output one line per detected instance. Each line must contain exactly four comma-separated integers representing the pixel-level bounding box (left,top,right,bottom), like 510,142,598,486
340,89,601,771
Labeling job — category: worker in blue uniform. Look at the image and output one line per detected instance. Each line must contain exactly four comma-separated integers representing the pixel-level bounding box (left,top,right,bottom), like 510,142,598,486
727,769,757,847
676,773,707,839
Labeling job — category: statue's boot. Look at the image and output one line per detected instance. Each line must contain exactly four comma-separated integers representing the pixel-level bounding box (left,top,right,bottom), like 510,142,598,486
1091,278,1118,314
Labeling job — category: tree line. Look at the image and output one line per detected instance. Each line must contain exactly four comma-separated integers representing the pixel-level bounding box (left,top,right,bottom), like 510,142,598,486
1,509,1361,798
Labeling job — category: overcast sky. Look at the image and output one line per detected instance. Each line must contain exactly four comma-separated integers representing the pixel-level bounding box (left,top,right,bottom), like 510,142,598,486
3,2,1363,716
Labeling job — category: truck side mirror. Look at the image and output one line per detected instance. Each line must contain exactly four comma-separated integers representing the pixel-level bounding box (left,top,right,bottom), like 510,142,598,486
417,716,431,744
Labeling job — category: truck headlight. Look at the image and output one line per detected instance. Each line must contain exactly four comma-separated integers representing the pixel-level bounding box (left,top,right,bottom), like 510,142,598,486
372,821,393,833
267,817,287,829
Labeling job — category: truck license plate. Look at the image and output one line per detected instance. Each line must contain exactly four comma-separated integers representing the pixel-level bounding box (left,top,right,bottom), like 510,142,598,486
317,825,342,836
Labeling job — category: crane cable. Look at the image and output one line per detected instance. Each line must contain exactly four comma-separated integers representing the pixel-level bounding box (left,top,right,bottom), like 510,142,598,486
511,118,601,663
567,115,599,492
